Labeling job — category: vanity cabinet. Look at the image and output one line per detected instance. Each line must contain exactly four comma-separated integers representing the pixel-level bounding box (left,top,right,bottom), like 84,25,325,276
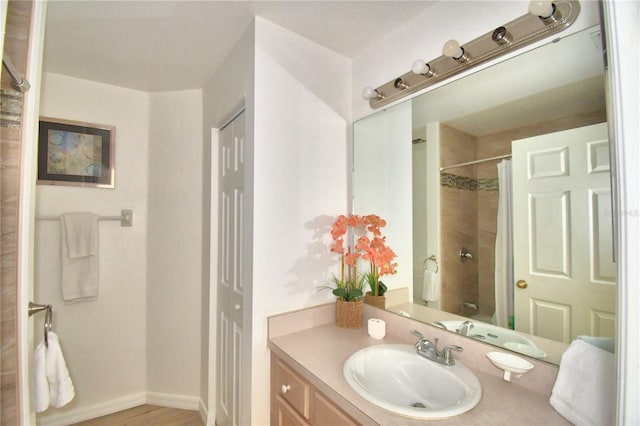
271,355,359,426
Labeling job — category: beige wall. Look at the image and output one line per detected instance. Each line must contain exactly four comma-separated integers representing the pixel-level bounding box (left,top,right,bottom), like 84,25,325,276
36,74,150,420
36,73,204,423
251,17,351,423
147,89,203,397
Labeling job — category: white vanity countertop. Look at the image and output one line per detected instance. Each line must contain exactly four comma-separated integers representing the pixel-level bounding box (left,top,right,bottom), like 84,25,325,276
268,323,571,425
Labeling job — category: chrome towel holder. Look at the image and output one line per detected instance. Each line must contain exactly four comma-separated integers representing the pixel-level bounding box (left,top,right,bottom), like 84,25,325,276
28,302,53,346
423,255,439,273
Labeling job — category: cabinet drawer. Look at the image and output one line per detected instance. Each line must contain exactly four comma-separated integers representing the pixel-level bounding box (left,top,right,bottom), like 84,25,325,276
273,357,311,419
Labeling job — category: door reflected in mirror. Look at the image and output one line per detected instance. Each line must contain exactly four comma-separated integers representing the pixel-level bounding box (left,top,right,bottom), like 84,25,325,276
353,25,615,365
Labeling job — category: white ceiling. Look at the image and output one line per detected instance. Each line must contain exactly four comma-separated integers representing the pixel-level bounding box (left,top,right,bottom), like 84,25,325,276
43,0,436,92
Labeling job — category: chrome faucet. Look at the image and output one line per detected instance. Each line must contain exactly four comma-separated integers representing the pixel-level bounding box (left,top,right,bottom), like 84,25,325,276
457,321,474,336
411,330,463,366
432,321,448,330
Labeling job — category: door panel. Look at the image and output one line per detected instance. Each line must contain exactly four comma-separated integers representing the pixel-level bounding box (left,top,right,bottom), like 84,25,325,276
530,298,571,342
528,191,571,277
217,112,248,426
513,123,616,342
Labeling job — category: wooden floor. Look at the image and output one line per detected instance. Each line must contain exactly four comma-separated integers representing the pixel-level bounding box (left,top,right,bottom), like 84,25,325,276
71,405,203,426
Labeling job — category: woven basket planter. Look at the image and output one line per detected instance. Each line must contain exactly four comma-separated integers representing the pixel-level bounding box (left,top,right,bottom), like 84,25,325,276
364,291,386,309
335,298,363,329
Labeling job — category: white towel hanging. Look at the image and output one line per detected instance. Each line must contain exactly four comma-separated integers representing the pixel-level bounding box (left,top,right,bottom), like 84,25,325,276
46,332,75,408
33,342,49,413
422,270,440,302
61,213,99,302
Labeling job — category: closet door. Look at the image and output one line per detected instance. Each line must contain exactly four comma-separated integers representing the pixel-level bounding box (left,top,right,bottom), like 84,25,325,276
216,112,250,426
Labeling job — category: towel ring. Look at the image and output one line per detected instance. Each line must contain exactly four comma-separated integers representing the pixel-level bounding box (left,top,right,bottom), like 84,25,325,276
44,305,52,346
28,302,53,346
423,255,439,273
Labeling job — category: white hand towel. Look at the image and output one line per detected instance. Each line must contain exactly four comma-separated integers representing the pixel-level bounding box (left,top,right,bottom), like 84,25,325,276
45,332,75,408
61,213,99,301
63,213,98,258
422,270,439,302
550,339,615,426
33,341,49,413
577,335,615,353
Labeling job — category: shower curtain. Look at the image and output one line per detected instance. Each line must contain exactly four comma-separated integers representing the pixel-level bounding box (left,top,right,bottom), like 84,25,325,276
494,159,514,329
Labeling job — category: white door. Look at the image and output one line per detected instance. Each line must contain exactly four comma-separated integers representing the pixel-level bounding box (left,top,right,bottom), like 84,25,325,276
216,112,250,426
512,123,616,343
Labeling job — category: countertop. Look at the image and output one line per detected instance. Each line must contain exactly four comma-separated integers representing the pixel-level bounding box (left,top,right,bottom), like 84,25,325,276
268,323,571,425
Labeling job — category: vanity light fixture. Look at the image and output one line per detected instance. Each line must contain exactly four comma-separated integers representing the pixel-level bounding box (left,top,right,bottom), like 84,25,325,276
411,59,435,78
393,78,410,90
491,26,513,46
362,86,384,100
364,0,579,109
443,39,470,63
529,1,563,24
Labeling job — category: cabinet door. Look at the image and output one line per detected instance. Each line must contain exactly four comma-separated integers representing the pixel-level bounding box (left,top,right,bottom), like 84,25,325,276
312,391,359,426
272,357,311,419
275,395,311,426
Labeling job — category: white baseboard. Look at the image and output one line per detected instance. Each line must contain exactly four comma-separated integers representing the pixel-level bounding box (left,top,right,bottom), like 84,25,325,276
36,392,200,426
145,392,200,410
37,392,146,426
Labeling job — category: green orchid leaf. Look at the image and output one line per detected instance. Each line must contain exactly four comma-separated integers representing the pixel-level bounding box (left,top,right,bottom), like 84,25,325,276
333,288,348,299
349,289,363,300
378,281,388,296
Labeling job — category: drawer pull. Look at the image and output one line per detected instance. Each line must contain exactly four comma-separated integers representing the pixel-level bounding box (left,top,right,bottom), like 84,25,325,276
281,384,291,394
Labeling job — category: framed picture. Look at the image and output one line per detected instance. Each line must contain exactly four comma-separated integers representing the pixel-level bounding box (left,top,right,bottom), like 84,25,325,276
38,117,115,188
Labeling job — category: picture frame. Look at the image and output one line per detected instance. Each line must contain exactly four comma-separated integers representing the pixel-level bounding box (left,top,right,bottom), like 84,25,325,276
38,117,115,188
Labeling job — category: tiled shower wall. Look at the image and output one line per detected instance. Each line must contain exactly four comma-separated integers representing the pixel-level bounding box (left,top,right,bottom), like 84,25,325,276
1,1,32,424
439,124,479,315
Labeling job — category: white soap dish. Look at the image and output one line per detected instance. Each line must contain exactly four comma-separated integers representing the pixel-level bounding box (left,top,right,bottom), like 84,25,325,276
486,351,534,382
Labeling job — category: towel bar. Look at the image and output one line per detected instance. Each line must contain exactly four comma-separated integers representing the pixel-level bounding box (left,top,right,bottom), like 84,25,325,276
36,209,133,227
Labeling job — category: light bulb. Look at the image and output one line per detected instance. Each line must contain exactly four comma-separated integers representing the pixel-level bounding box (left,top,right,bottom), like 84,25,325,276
529,1,554,18
443,39,464,59
412,59,429,75
362,87,380,100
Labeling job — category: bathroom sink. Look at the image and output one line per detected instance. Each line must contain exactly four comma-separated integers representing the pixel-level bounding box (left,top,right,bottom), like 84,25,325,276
436,320,547,359
343,344,482,419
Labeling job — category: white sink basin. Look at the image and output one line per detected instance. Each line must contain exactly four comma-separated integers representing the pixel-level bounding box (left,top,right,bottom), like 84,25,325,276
343,344,482,419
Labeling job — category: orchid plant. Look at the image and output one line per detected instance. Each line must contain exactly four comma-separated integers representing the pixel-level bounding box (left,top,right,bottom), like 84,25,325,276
329,214,397,300
355,214,397,297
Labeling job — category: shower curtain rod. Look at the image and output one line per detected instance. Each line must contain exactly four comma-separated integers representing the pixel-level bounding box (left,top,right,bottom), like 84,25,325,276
2,52,30,92
440,154,511,172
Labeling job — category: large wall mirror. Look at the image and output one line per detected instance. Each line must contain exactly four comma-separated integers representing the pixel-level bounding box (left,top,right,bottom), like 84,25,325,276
353,24,615,365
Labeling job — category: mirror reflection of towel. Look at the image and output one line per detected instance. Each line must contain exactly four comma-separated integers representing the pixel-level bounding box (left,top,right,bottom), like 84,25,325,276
422,270,439,302
61,213,99,302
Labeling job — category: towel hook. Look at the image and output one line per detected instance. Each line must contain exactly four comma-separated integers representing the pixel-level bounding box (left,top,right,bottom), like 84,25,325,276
423,255,439,273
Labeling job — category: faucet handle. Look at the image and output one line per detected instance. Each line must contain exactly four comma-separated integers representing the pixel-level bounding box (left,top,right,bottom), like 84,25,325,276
410,329,424,340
